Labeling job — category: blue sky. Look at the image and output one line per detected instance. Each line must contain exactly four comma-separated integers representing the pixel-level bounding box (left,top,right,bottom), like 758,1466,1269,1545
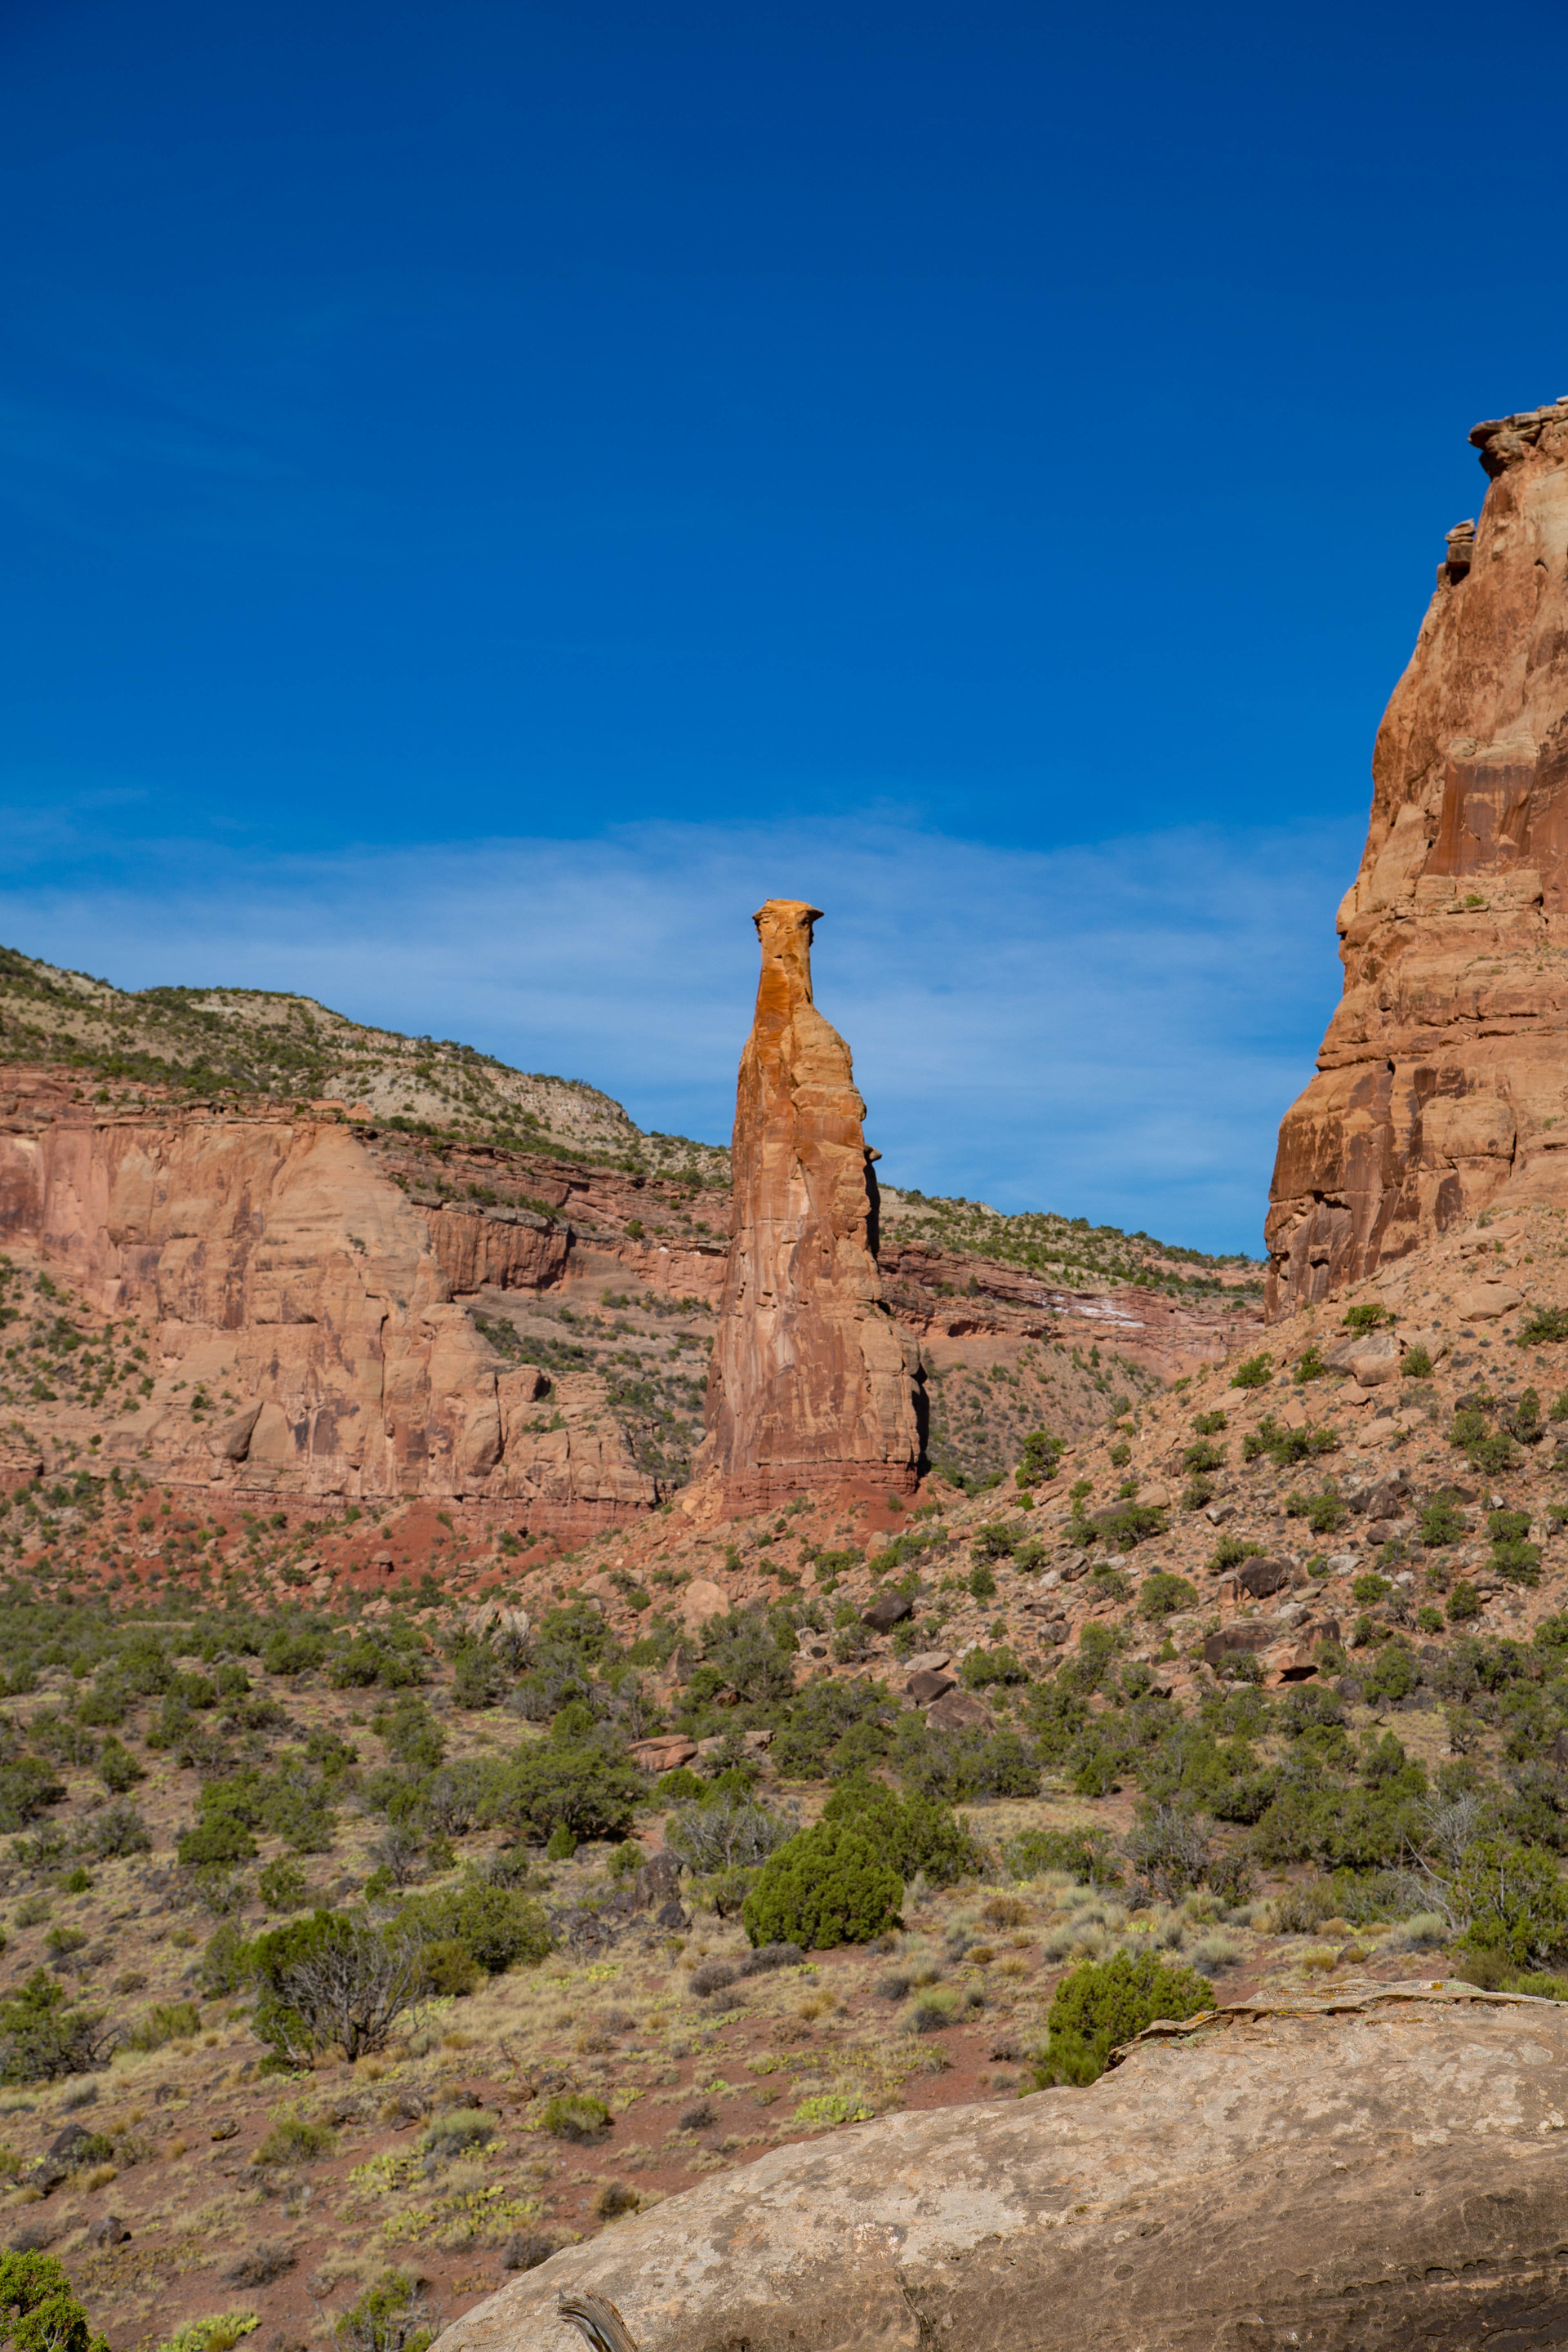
3,0,1566,1250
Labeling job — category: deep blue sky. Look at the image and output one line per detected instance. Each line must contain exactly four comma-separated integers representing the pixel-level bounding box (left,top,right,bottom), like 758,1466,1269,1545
3,0,1566,1248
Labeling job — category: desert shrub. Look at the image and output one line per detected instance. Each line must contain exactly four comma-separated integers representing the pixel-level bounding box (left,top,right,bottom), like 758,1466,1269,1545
0,1974,113,2084
539,2091,611,2143
1419,1492,1466,1548
332,2272,436,2352
263,1630,330,1678
223,2247,295,2291
1343,1303,1392,1334
450,1643,510,1712
1402,1344,1434,1379
1080,1503,1168,1553
153,2313,259,2352
1016,1430,1064,1488
1454,1838,1568,1967
1285,1488,1348,1535
1031,1950,1214,2088
1123,1805,1209,1903
1362,1645,1420,1704
126,2000,201,2052
1230,1355,1272,1390
419,2107,496,2160
1448,1581,1483,1624
1003,1826,1121,1886
821,1775,987,1886
93,1736,143,1795
960,1645,1027,1687
257,1858,309,1913
328,1637,425,1693
248,1912,421,2064
397,1878,551,1975
76,1800,151,1861
696,1608,800,1710
0,2250,108,2352
480,1744,639,1845
1207,1535,1267,1575
0,1759,65,1834
1294,1343,1328,1383
176,1815,257,1870
891,1715,1040,1803
1243,1419,1338,1468
770,1678,896,1780
664,1793,795,1875
1182,1440,1227,1474
1137,1572,1197,1622
742,1820,902,1951
1521,1307,1568,1346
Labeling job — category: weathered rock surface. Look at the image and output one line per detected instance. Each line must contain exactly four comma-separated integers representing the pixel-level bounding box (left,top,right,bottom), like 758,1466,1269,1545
438,1985,1568,2352
1269,397,1568,1311
693,901,924,1511
0,1088,653,1531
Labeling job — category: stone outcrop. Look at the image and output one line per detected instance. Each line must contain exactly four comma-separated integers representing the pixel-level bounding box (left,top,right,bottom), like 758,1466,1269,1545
1268,398,1568,1311
693,900,924,1511
0,1076,653,1531
437,1983,1568,2352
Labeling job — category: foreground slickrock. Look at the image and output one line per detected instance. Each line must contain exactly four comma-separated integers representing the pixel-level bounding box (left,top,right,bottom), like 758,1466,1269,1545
1269,396,1568,1311
693,899,924,1511
442,1985,1568,2352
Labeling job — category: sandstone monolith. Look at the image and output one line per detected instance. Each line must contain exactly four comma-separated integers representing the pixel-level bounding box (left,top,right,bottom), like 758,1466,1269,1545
1268,397,1568,1310
693,899,923,1511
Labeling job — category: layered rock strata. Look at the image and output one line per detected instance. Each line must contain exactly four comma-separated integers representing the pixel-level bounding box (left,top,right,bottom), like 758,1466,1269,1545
693,900,924,1511
0,1076,653,1530
439,1984,1568,2352
1268,397,1568,1311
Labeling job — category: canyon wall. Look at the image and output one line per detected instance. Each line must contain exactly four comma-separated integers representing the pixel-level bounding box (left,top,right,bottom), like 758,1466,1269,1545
693,900,925,1512
1268,399,1568,1312
0,1073,654,1532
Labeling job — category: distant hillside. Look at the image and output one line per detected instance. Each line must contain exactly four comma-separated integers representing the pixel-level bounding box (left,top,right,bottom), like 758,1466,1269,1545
0,939,1260,1287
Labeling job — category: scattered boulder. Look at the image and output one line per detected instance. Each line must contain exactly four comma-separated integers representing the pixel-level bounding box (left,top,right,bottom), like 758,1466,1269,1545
861,1592,914,1633
86,2214,130,2250
906,1669,956,1704
1236,1556,1291,1599
924,1689,992,1732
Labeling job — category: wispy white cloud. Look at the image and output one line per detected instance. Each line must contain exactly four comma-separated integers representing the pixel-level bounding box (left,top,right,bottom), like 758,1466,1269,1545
0,809,1363,1252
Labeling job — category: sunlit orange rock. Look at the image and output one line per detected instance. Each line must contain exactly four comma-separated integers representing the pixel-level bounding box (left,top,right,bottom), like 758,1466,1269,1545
1268,398,1568,1310
693,899,924,1512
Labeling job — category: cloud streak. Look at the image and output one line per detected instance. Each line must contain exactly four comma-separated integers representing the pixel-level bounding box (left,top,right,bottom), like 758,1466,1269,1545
0,809,1363,1253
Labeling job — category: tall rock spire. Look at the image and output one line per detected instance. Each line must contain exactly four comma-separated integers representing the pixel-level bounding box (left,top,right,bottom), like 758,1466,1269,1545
693,898,924,1512
1267,398,1568,1313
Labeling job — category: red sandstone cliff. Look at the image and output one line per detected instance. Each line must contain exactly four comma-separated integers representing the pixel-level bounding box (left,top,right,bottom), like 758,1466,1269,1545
0,1072,654,1531
693,900,924,1511
1267,398,1568,1312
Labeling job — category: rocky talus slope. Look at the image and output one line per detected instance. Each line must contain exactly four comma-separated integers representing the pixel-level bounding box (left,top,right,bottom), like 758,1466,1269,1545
693,901,924,1513
1269,398,1568,1310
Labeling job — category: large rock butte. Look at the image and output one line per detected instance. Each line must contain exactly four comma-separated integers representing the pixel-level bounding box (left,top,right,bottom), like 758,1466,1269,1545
1268,397,1568,1312
693,899,924,1512
436,1983,1568,2352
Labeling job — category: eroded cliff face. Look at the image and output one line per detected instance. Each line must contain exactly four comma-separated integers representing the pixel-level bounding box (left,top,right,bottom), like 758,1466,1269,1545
1268,398,1568,1312
0,1073,654,1531
693,900,924,1512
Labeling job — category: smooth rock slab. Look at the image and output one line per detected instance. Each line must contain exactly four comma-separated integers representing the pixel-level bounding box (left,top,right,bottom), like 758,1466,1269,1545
439,1985,1568,2352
